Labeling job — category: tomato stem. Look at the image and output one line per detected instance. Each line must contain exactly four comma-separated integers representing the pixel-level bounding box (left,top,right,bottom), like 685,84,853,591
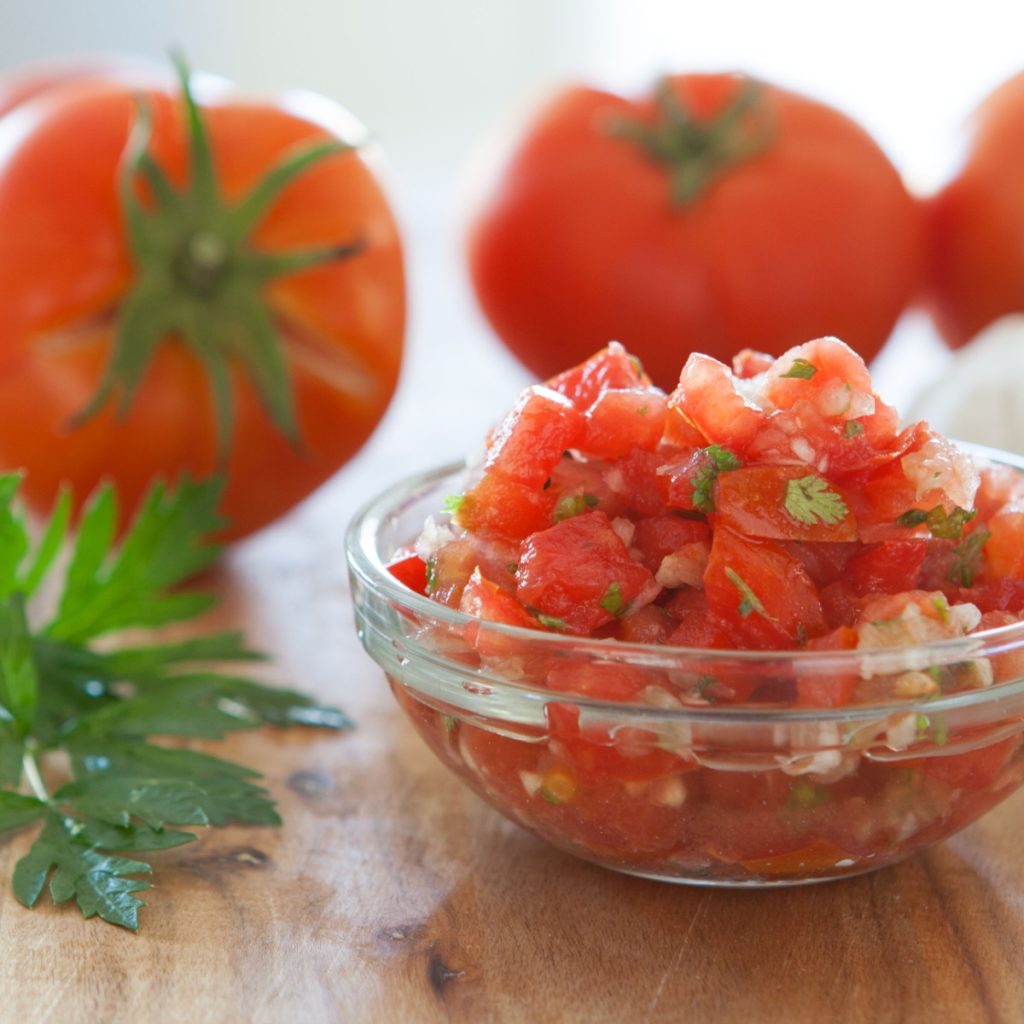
75,53,366,460
610,76,774,206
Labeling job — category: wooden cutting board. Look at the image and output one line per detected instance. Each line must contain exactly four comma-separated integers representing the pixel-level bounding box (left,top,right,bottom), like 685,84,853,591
2,334,1023,1024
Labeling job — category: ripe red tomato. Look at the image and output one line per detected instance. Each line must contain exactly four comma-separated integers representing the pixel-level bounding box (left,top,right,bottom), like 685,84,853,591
468,73,922,389
0,59,404,539
925,72,1024,347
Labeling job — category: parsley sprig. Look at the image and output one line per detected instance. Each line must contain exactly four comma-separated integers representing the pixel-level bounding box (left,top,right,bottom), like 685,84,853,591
0,475,348,931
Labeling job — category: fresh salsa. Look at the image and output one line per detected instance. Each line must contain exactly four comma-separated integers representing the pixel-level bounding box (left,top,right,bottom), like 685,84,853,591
398,338,1024,686
383,338,1024,881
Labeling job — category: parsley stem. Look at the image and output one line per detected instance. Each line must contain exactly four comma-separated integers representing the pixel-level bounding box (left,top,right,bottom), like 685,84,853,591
21,741,52,806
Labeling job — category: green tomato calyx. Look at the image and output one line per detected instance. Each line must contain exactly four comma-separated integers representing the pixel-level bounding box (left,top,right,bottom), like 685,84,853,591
610,75,774,206
76,52,366,458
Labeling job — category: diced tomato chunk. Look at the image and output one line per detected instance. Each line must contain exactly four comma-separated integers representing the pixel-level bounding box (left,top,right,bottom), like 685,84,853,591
606,448,667,517
485,385,584,487
582,388,667,458
704,528,826,648
458,471,557,540
986,510,1024,578
797,626,859,707
612,605,674,645
732,349,774,378
545,341,649,410
847,541,927,596
975,464,1024,521
388,553,428,595
631,515,710,574
670,353,765,450
460,568,536,628
714,465,857,542
516,511,657,634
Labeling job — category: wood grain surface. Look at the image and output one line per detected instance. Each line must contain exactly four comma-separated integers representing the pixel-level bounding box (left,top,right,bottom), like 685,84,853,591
2,329,1023,1024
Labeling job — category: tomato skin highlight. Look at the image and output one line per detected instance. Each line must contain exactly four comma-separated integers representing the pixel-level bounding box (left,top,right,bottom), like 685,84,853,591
0,71,405,540
469,74,922,389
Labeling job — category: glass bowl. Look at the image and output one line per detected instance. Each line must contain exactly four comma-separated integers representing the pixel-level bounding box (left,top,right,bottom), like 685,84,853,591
346,455,1024,887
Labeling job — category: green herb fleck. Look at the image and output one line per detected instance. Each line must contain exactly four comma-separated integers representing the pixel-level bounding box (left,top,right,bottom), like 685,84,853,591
781,359,818,380
553,493,599,522
442,494,465,515
636,405,650,416
535,613,570,632
724,567,776,621
784,475,848,527
897,505,976,541
932,594,951,625
691,445,742,513
787,779,831,809
949,530,990,587
599,582,626,616
506,563,518,575
0,475,348,931
425,556,438,594
844,421,864,439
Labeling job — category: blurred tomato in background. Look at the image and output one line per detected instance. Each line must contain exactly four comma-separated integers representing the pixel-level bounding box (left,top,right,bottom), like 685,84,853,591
467,73,923,390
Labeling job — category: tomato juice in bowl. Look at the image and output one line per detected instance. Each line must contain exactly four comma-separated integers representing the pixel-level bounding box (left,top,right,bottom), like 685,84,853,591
346,339,1024,886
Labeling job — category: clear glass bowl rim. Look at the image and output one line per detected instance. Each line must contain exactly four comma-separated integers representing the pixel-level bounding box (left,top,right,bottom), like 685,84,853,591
345,445,1024,725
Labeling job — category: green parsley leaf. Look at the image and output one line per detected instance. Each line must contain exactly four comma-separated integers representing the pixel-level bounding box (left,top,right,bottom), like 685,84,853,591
0,475,349,930
0,595,38,736
784,475,849,526
47,478,224,643
724,567,777,621
897,504,976,541
553,493,599,522
780,358,817,379
13,817,153,931
0,790,46,833
442,494,465,515
844,421,864,439
599,582,626,616
691,446,742,513
949,530,990,587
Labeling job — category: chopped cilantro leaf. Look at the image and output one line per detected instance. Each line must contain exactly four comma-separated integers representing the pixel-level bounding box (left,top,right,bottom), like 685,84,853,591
844,421,864,439
932,594,951,624
783,475,848,526
780,359,817,379
897,504,976,541
599,582,626,616
724,567,776,621
690,445,742,513
553,493,599,522
949,530,989,587
534,612,569,632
